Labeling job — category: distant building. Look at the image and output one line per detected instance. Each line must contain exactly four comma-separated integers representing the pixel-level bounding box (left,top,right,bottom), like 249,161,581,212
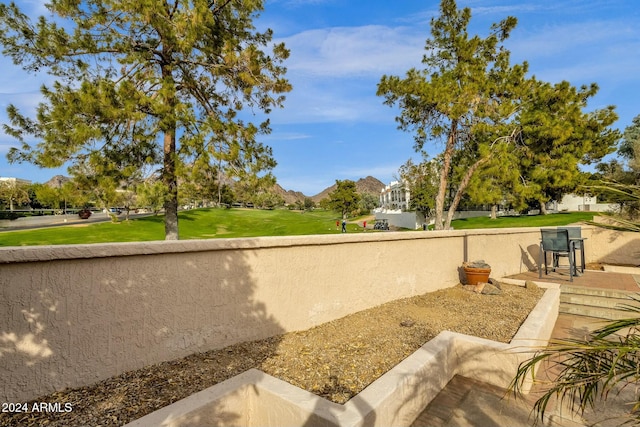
0,177,31,186
0,177,32,211
376,180,425,229
549,193,619,213
379,180,410,211
375,178,500,230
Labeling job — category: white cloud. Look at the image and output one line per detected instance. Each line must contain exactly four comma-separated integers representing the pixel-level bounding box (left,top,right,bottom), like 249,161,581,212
277,0,334,5
0,56,49,95
0,92,45,151
268,78,394,125
234,22,429,126
508,19,640,85
0,91,44,112
9,0,52,17
263,132,312,142
464,2,547,16
269,0,334,5
277,25,425,78
511,20,631,58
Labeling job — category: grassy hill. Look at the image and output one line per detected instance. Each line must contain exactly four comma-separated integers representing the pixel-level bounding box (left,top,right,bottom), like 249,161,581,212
0,209,597,247
0,208,354,246
449,212,597,229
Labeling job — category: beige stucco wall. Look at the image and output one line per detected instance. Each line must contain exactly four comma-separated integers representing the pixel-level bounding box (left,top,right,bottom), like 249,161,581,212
584,225,640,266
1,226,637,402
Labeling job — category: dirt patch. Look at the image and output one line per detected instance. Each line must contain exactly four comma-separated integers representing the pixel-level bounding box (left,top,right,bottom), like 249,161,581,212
0,283,544,427
585,262,605,271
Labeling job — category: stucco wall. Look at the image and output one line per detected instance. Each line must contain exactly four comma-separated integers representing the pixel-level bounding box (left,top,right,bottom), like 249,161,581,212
1,226,637,402
585,223,640,266
375,211,423,229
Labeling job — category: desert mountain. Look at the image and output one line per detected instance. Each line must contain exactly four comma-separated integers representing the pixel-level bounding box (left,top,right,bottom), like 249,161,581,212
45,175,72,188
271,183,306,205
37,173,385,206
309,176,385,203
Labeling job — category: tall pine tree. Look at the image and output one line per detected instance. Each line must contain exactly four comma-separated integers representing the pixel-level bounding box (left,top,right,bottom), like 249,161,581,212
518,80,619,213
0,0,290,239
377,0,526,230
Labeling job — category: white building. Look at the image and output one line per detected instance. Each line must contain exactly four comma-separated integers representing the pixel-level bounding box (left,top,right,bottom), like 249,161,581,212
0,177,31,186
0,177,33,211
550,193,620,213
379,180,410,211
375,180,426,229
375,179,505,230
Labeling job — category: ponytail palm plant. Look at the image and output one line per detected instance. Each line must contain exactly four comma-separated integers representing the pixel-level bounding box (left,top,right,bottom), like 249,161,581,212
511,297,640,425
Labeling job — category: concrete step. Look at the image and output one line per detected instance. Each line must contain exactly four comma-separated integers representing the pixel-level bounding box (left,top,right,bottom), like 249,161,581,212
560,294,634,309
559,285,640,320
561,285,637,300
559,304,640,320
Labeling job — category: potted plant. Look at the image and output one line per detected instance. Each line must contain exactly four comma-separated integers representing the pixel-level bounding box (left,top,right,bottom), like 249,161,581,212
463,260,491,285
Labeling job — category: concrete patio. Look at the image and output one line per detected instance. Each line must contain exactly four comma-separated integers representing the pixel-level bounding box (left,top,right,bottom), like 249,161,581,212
413,268,640,427
510,269,640,292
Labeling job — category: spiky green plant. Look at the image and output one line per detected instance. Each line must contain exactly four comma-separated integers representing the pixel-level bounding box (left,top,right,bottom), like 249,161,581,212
586,182,640,233
511,296,640,425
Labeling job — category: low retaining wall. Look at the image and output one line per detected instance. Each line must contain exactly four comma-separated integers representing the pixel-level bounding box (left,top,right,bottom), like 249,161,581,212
124,282,560,427
0,226,637,402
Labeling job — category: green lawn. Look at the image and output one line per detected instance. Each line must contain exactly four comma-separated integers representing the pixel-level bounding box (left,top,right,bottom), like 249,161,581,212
450,212,597,229
0,208,354,247
0,209,597,247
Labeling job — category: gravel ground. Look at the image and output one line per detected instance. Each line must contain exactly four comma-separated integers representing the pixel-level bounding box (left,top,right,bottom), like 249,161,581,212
0,282,543,427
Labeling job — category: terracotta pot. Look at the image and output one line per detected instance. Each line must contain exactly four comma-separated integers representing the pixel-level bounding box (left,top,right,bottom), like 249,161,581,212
464,267,491,286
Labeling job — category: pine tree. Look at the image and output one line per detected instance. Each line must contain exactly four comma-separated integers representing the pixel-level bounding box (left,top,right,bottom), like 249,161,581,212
620,114,640,174
398,156,439,219
465,143,529,218
0,0,290,239
378,0,619,226
377,0,526,230
326,180,361,220
518,80,619,213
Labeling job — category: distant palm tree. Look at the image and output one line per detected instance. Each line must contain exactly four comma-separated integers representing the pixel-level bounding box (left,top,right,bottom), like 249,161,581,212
511,297,640,425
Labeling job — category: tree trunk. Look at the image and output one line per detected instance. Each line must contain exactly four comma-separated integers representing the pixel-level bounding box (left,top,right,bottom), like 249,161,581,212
217,149,223,206
434,121,457,230
444,155,491,229
490,204,497,219
163,129,179,240
162,61,179,240
540,200,548,215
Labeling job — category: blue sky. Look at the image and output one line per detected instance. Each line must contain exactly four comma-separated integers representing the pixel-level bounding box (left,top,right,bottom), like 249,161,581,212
0,0,639,196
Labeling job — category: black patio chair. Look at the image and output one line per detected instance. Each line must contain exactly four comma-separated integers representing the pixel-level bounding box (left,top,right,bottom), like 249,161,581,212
539,228,575,282
555,226,585,274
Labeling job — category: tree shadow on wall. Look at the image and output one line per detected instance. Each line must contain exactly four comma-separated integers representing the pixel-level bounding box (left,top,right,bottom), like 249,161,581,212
404,337,543,427
590,227,640,266
0,243,286,427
